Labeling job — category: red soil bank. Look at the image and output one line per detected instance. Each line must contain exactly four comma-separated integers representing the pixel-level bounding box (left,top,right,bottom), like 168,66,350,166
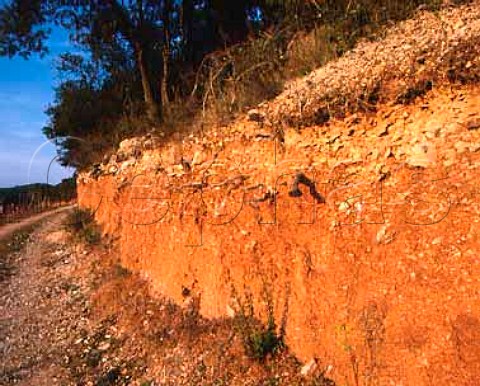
79,86,480,385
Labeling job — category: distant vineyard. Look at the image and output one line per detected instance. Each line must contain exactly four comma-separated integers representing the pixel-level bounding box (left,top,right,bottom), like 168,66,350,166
0,178,76,225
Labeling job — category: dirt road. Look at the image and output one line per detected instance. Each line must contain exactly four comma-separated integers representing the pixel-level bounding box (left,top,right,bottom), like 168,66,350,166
0,211,85,385
0,205,75,241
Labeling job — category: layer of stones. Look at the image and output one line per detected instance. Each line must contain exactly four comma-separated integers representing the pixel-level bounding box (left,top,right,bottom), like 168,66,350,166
254,2,480,127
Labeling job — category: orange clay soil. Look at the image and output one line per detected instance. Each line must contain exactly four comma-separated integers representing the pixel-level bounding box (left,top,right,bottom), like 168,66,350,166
78,84,480,385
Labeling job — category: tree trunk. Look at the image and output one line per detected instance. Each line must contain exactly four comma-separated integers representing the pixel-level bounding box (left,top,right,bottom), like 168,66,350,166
161,46,170,115
134,41,160,122
161,0,172,115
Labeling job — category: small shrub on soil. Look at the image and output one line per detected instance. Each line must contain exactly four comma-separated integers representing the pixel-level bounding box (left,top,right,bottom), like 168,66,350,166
66,208,102,245
232,287,285,361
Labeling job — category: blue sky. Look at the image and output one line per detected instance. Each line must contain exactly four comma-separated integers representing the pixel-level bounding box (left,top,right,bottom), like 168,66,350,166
0,25,76,188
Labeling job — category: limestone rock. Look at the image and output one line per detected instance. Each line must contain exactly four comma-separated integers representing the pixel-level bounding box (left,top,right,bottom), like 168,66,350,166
301,358,319,376
376,225,397,245
406,142,437,168
119,137,143,158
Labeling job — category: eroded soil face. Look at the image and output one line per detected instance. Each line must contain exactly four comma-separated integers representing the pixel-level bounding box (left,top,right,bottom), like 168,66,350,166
0,213,334,385
78,84,480,385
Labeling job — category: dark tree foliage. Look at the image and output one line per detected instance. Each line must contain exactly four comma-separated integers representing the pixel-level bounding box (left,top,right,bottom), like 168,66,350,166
1,0,436,169
0,178,77,207
0,0,48,58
